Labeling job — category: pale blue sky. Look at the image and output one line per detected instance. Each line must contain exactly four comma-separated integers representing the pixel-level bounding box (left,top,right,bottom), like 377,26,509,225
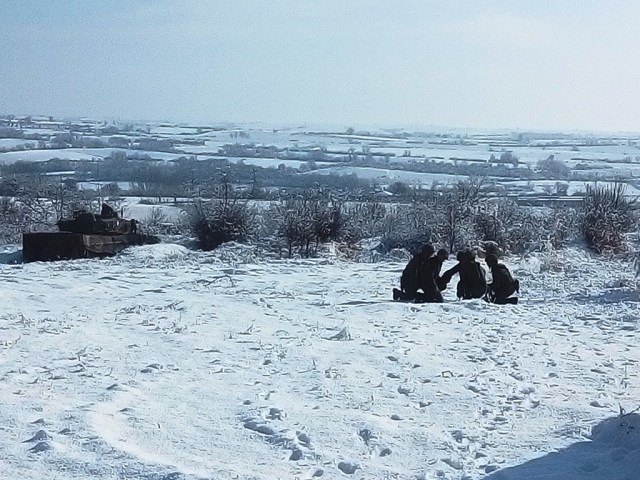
1,1,639,131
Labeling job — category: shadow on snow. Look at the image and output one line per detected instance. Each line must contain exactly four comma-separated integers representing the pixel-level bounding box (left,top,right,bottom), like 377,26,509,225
484,413,640,480
0,248,23,264
569,288,640,304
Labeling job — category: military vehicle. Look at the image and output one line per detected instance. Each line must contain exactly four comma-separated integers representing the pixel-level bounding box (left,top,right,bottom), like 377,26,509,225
22,204,158,262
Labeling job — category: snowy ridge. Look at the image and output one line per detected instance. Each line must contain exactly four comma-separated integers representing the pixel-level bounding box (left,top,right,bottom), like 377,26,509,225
0,245,639,479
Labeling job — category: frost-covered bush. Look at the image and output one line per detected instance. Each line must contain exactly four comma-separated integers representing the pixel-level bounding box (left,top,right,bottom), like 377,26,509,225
473,205,507,250
372,180,487,255
187,199,253,251
275,199,314,257
341,202,388,246
434,179,487,252
376,203,436,254
537,155,570,179
0,197,33,243
312,201,344,244
473,200,539,253
545,207,581,250
0,177,92,241
267,196,345,257
582,184,636,254
472,201,576,254
141,206,175,236
0,189,97,244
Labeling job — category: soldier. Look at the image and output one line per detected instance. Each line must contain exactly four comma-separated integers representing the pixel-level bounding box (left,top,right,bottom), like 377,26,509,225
415,248,449,303
101,203,118,219
393,244,435,301
442,248,487,300
485,254,519,305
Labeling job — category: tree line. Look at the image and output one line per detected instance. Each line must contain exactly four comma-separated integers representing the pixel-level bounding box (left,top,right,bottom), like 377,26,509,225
0,159,636,259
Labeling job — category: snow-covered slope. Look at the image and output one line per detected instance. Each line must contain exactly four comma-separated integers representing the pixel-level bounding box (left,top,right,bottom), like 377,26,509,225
0,245,638,479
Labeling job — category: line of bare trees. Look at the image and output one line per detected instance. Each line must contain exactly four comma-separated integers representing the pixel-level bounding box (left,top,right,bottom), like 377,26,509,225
186,179,637,258
1,172,636,259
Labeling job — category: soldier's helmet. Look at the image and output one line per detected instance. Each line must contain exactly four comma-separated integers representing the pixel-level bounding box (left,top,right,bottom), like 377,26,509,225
463,248,476,261
485,253,498,267
421,244,435,257
436,248,449,261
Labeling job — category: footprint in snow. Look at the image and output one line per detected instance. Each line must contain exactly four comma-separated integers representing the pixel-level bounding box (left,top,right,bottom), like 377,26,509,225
397,385,413,396
289,449,303,461
297,431,311,447
441,457,463,470
380,447,392,457
358,428,375,445
22,430,49,443
266,407,283,420
337,461,359,474
27,441,52,453
243,419,276,436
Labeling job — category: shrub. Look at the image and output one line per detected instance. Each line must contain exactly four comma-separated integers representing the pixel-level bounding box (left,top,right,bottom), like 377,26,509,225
0,197,32,243
187,199,253,251
276,199,315,257
434,179,487,252
270,195,346,257
545,207,581,250
582,184,636,254
141,206,182,236
473,200,565,254
375,203,436,254
341,203,387,245
474,200,528,253
537,155,570,179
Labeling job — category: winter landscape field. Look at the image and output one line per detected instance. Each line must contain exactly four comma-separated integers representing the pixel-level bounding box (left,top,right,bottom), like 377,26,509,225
1,241,639,480
2,116,640,480
3,120,640,202
4,1,640,478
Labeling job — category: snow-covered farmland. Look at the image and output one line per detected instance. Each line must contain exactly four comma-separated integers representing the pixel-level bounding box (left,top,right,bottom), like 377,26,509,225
311,166,469,187
3,125,640,200
499,179,640,197
0,244,639,479
0,149,100,164
0,148,191,165
0,139,38,151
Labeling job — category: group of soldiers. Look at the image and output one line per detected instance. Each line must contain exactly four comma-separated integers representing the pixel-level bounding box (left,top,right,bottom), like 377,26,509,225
392,244,519,305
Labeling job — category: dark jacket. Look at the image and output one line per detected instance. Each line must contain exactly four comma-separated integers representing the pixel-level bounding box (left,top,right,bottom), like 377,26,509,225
400,253,425,294
487,263,519,304
444,260,487,299
419,255,445,293
488,264,515,293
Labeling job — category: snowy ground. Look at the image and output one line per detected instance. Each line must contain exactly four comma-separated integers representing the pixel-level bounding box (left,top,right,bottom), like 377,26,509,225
0,148,189,165
0,244,639,479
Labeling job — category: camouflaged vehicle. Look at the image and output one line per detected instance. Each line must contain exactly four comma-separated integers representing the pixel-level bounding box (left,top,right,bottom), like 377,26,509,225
23,204,158,262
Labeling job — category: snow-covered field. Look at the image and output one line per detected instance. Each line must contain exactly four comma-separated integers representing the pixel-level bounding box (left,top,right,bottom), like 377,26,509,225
1,244,639,479
3,125,640,200
0,139,38,151
311,166,469,187
499,179,640,197
0,148,191,165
